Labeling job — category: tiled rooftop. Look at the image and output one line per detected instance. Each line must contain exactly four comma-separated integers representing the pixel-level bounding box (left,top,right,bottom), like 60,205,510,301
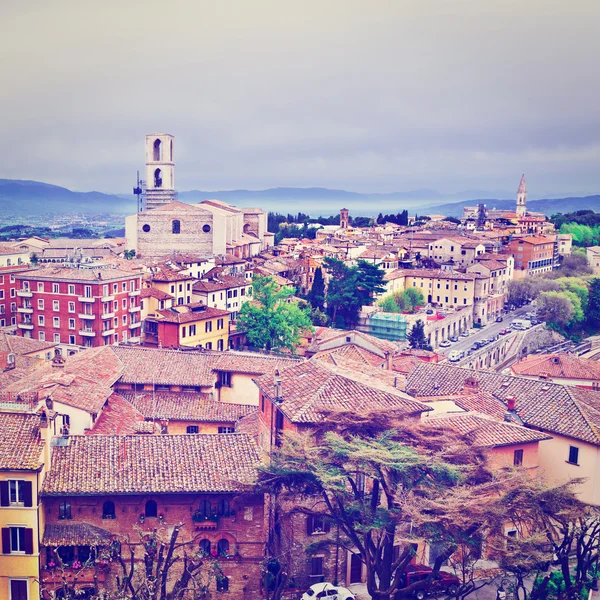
511,353,600,381
42,433,260,495
0,413,43,471
43,523,112,547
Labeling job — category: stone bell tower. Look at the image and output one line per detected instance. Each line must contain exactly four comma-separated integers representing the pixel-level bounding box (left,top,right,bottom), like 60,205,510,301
340,208,349,229
144,133,176,211
516,174,527,217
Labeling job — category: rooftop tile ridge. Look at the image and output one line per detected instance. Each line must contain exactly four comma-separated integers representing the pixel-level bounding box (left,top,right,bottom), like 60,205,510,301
566,390,600,445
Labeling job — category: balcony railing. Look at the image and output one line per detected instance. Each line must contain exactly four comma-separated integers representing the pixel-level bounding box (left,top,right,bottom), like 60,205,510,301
79,329,96,337
79,313,95,320
101,329,115,337
17,306,33,313
17,289,33,298
78,296,95,303
18,322,34,330
101,312,115,320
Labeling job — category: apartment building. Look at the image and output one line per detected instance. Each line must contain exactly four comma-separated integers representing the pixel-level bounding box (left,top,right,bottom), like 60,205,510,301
191,272,253,320
427,237,486,266
0,247,30,331
14,267,143,351
508,235,556,279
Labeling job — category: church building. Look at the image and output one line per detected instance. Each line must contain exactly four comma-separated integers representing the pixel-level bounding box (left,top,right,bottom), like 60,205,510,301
125,134,271,259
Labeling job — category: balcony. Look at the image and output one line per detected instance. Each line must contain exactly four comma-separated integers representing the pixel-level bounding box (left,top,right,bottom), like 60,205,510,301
17,306,33,314
101,312,115,320
78,313,95,320
101,329,115,337
129,306,141,313
18,322,34,330
79,329,96,337
17,289,33,298
128,335,141,343
129,321,141,329
128,289,141,297
78,296,95,303
101,295,115,303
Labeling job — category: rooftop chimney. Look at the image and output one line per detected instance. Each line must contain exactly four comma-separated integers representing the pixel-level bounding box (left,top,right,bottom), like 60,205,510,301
274,370,283,402
504,396,523,424
463,376,479,392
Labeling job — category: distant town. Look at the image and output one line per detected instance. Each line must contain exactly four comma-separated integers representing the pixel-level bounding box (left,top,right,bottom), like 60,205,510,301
3,134,600,600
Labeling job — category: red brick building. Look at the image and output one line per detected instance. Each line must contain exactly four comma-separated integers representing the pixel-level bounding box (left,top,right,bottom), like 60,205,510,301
14,267,143,350
0,246,30,331
40,434,265,598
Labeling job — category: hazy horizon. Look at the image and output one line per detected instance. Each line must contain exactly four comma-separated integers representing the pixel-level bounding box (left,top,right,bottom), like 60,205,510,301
1,0,599,197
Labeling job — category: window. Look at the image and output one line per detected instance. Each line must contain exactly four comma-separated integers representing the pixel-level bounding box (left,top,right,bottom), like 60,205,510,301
68,318,75,329
199,539,211,556
216,576,229,592
69,335,75,345
307,515,330,535
123,299,127,309
142,224,151,233
38,315,45,326
310,556,325,578
2,480,32,507
84,285,92,298
53,317,60,328
38,332,45,341
113,284,118,294
59,500,72,520
568,446,579,465
37,299,44,310
10,580,28,600
68,302,75,313
217,539,230,556
513,449,523,467
53,334,60,343
172,220,181,234
186,425,199,434
219,372,232,387
182,326,187,338
122,315,127,325
203,224,211,233
102,501,116,519
52,300,59,311
122,282,127,292
218,426,235,434
217,339,224,351
217,318,224,330
145,500,158,518
52,284,59,293
205,342,212,350
68,285,75,295
217,499,230,516
37,283,44,292
205,321,212,333
189,324,196,336
5,527,32,554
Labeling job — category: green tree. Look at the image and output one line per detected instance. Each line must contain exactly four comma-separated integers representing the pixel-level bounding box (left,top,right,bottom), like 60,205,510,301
536,291,575,328
587,279,600,330
307,267,325,310
237,276,313,352
378,295,400,313
407,319,432,350
403,287,425,311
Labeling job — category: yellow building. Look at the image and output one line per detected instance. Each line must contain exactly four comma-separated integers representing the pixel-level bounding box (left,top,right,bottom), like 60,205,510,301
145,303,230,350
0,412,47,600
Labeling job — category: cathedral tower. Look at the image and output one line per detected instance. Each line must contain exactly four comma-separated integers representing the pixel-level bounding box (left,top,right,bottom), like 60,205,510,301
340,208,349,229
516,174,527,217
144,133,176,210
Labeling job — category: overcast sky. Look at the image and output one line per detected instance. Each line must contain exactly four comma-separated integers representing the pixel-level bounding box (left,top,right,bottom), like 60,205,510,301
1,0,599,197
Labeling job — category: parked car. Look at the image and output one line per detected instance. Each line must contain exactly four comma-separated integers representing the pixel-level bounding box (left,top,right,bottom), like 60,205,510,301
530,318,540,325
449,336,459,342
301,583,356,600
460,330,470,338
470,343,480,351
448,351,461,362
394,564,460,600
498,328,509,335
496,316,504,322
426,309,434,315
439,340,452,348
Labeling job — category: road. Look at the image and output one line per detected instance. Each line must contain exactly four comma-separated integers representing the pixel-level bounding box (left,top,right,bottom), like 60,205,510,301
436,305,534,358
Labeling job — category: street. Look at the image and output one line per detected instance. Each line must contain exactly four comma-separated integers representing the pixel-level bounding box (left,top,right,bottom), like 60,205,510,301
436,305,534,359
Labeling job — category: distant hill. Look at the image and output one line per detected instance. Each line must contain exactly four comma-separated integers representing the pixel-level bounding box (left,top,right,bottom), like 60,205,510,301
0,179,135,215
427,196,600,218
0,178,598,219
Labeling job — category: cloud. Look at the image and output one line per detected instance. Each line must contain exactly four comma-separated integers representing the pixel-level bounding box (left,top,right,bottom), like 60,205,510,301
0,0,599,196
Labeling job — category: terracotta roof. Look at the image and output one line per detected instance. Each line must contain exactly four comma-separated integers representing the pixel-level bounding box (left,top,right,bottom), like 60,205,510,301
384,269,477,282
406,362,600,446
140,287,173,300
43,523,112,547
0,413,43,471
87,393,144,435
428,413,551,448
150,264,193,282
120,392,256,423
152,304,230,324
392,355,423,375
211,352,302,375
111,346,218,387
254,359,430,424
511,353,600,381
0,331,57,355
14,266,140,282
193,275,249,293
313,344,387,369
42,434,260,495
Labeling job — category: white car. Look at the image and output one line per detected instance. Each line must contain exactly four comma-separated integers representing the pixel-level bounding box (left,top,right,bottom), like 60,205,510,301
301,582,356,600
439,340,452,348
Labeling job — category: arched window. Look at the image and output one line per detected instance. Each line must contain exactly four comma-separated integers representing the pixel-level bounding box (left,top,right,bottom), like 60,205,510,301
199,539,211,556
172,220,181,234
198,499,212,518
102,500,116,519
59,500,71,520
217,499,229,516
145,500,158,518
154,168,162,188
153,139,161,161
57,546,75,564
216,576,229,592
217,538,229,556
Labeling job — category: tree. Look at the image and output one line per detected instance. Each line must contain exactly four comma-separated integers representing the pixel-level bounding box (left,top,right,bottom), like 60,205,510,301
307,267,325,310
124,249,136,260
407,319,432,350
403,288,425,311
536,291,575,328
587,278,600,330
237,276,313,352
260,417,520,600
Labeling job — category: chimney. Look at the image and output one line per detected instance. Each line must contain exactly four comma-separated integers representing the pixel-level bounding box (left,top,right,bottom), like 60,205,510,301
273,370,283,402
504,396,523,424
384,351,393,371
463,376,479,393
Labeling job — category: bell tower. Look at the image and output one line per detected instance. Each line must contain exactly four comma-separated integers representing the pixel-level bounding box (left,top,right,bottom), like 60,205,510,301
516,173,527,217
143,133,176,211
340,208,349,229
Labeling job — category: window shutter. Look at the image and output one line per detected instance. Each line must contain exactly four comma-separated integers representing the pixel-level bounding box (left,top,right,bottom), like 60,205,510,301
1,528,10,554
24,528,34,554
23,481,33,507
0,481,8,507
306,515,313,535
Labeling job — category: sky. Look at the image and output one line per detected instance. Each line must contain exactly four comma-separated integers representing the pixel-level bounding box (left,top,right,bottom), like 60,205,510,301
1,0,599,198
